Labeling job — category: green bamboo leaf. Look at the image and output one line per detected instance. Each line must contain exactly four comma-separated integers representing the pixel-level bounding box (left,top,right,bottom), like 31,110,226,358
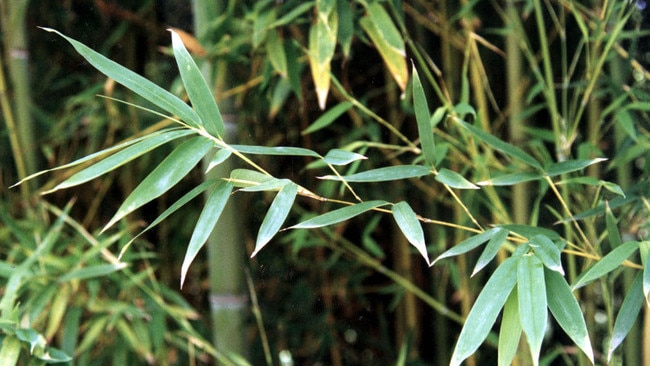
499,288,522,366
545,158,607,177
337,0,353,58
545,269,594,363
322,149,367,166
606,202,622,249
476,172,542,186
58,263,128,282
319,165,431,182
252,6,276,48
170,30,224,138
641,241,650,306
501,224,562,241
267,2,314,29
608,272,644,361
530,235,564,275
392,201,430,265
241,178,292,192
230,145,320,158
205,149,233,173
103,136,214,231
455,119,542,170
309,0,338,109
229,169,274,188
181,181,233,287
518,254,546,364
42,28,201,128
431,227,501,266
412,65,436,168
472,228,509,276
289,200,389,229
359,3,407,90
450,256,518,366
435,168,479,189
302,101,353,135
572,241,639,290
252,182,299,256
45,129,195,194
266,29,288,77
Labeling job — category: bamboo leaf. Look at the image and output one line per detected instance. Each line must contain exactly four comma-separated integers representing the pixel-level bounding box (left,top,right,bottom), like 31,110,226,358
230,145,320,158
608,271,644,361
58,263,128,282
266,29,288,77
205,149,233,173
476,172,542,186
472,228,509,276
289,200,389,229
572,241,639,290
431,227,501,266
322,149,367,165
302,101,353,135
412,64,436,167
42,28,201,128
517,254,546,364
45,129,194,194
252,182,299,256
359,3,407,90
435,168,479,189
103,136,214,231
170,30,224,138
450,256,518,366
499,288,522,366
455,119,542,170
241,178,292,192
641,241,650,306
309,0,338,109
606,202,622,249
545,158,607,177
181,181,233,287
319,165,431,182
229,169,274,188
392,201,430,265
545,269,594,363
530,235,564,275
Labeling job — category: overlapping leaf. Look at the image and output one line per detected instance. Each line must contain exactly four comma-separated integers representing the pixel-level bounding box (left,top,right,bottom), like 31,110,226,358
472,228,509,276
435,168,479,189
431,227,501,266
392,201,430,265
252,182,299,256
498,289,522,366
320,165,431,182
530,235,564,275
517,255,546,364
608,272,644,361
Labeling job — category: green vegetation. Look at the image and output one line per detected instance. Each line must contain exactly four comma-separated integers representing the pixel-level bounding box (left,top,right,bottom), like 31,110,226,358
2,1,649,365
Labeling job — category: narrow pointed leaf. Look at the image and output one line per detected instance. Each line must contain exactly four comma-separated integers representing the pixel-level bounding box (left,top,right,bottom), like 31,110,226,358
499,288,522,366
43,28,201,128
58,263,128,282
229,169,274,188
359,3,407,90
392,201,429,265
450,256,518,366
435,168,479,189
205,149,232,173
252,182,298,256
230,145,320,158
545,158,607,177
545,269,594,363
431,227,501,266
266,29,288,77
322,149,367,165
309,1,338,109
241,178,292,192
518,254,546,364
46,129,194,193
476,172,542,186
412,65,436,167
472,228,508,276
302,101,353,135
572,241,639,290
181,181,233,287
319,165,431,182
455,119,542,169
289,200,389,229
606,202,622,248
530,235,564,275
103,136,214,231
608,272,644,361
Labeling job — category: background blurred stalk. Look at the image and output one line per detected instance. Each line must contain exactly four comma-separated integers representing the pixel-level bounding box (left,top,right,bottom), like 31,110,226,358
0,0,37,199
192,0,248,361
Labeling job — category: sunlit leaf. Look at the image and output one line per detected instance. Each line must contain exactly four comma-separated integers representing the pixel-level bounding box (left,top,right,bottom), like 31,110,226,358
359,3,407,90
518,254,546,363
171,30,224,138
319,165,431,182
289,200,389,229
58,263,128,282
545,269,594,363
392,201,430,265
45,129,194,194
229,169,274,188
231,144,320,158
545,158,607,177
309,0,338,109
205,149,233,173
322,149,367,165
43,28,201,128
641,241,650,306
181,181,233,287
450,256,518,366
608,272,644,361
252,182,299,256
412,64,436,168
472,228,509,276
530,235,564,275
435,168,479,189
499,289,521,366
103,136,214,231
572,241,639,290
302,101,353,135
431,227,501,266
